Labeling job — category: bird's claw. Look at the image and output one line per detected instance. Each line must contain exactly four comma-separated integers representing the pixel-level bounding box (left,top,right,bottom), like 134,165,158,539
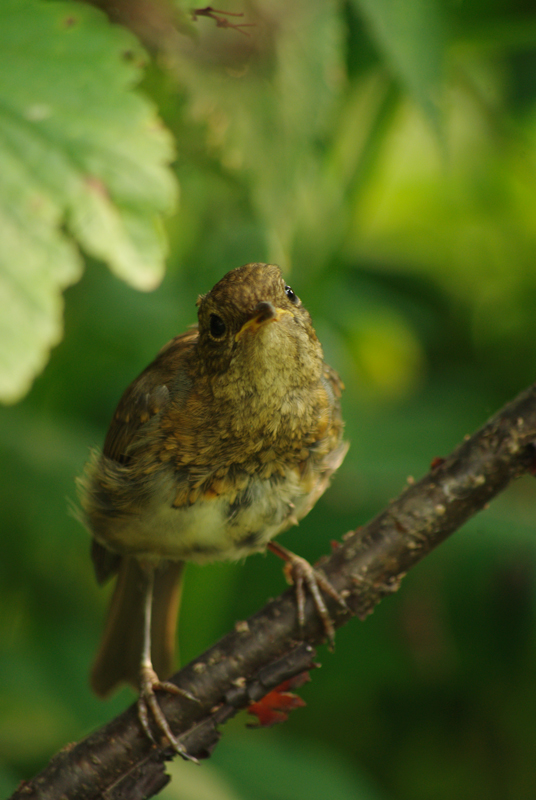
138,666,199,762
269,541,348,649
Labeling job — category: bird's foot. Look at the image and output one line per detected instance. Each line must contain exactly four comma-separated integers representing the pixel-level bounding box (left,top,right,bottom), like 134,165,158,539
267,541,348,649
138,665,198,762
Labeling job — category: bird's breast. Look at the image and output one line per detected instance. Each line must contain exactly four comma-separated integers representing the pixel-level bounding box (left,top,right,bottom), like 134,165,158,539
92,465,314,564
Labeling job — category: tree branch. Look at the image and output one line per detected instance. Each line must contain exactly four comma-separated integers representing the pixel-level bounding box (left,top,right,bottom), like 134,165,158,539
12,382,536,800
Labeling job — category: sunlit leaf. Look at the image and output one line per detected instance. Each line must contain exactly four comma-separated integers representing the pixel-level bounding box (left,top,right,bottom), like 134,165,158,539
0,0,176,403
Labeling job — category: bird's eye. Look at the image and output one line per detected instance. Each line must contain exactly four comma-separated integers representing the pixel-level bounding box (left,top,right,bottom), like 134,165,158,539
284,284,299,305
209,314,226,339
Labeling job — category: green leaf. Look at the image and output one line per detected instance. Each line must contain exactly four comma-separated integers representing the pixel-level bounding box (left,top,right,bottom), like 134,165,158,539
0,0,177,404
352,0,447,127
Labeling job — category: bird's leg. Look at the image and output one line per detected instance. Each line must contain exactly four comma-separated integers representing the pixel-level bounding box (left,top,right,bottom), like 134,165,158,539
137,564,198,762
267,541,348,649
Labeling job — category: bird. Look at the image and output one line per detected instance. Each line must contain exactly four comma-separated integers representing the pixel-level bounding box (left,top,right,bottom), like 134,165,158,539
77,262,348,758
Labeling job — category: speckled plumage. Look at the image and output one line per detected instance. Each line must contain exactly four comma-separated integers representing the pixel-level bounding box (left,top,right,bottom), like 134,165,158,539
78,263,347,697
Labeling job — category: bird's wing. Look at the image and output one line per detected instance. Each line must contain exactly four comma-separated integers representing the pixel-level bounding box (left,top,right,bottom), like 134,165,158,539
103,328,197,464
91,328,197,584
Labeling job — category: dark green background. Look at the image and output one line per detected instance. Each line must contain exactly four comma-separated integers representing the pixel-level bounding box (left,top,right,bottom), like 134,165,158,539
2,1,536,798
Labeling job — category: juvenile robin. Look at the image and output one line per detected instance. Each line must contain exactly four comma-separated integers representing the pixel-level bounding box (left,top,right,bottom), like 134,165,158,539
77,262,348,757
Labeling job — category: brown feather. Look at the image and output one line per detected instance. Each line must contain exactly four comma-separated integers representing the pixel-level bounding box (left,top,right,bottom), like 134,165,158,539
102,330,197,464
91,558,184,697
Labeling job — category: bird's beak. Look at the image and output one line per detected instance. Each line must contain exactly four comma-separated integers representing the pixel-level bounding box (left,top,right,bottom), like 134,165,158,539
235,302,291,341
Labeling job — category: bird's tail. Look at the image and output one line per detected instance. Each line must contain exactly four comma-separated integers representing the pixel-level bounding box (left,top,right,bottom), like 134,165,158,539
91,557,184,697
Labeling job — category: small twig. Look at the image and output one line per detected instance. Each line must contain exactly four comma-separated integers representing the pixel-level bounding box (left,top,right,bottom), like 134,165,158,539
191,6,254,35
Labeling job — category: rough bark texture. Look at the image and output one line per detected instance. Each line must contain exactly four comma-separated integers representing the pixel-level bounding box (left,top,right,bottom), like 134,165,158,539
11,382,536,800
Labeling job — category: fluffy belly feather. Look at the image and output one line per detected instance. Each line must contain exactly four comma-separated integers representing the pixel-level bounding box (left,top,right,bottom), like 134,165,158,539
92,468,308,564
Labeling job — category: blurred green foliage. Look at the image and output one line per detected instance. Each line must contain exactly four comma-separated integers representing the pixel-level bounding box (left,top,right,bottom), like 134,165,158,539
1,0,536,797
